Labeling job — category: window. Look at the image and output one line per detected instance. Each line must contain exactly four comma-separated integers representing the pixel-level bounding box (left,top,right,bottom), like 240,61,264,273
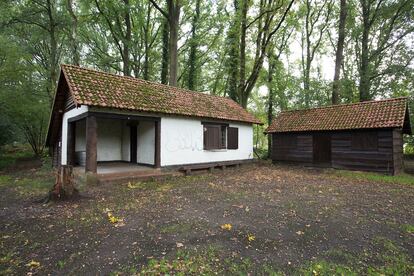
203,123,238,150
351,131,378,151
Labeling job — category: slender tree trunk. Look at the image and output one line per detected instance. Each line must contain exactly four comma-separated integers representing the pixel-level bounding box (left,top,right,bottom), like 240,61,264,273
267,51,276,159
187,0,201,90
226,0,240,102
47,0,58,106
161,17,169,84
143,1,152,80
359,0,371,101
67,0,80,65
238,0,248,102
122,0,131,76
332,0,347,104
168,0,180,86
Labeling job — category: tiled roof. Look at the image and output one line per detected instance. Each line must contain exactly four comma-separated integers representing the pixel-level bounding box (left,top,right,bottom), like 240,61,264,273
266,98,409,133
61,64,261,124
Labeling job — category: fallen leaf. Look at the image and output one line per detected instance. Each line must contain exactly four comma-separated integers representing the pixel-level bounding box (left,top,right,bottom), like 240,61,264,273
247,234,255,242
221,224,232,230
176,242,184,248
26,260,40,268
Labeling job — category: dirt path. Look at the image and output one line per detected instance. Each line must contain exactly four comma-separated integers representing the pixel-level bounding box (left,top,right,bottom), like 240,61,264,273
1,162,413,274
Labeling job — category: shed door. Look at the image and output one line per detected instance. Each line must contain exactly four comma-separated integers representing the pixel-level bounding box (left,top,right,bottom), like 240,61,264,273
313,133,331,164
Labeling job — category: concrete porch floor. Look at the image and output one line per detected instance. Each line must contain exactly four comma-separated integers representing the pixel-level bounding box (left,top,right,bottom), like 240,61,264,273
99,162,157,174
74,162,179,184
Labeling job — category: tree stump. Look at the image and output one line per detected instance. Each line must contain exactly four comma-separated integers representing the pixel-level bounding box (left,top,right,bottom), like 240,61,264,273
43,165,79,203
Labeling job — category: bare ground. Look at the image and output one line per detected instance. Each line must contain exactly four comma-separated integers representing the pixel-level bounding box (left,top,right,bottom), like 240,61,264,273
0,162,413,275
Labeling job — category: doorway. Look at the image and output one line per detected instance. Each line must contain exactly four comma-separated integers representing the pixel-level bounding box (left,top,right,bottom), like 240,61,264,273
313,133,331,164
130,124,137,163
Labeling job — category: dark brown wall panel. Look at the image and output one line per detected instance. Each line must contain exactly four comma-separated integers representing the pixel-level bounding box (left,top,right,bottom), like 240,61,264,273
271,129,402,175
331,130,394,174
392,129,403,175
272,133,313,163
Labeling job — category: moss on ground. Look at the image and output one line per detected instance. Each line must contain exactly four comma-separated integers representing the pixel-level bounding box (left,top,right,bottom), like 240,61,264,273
332,170,414,186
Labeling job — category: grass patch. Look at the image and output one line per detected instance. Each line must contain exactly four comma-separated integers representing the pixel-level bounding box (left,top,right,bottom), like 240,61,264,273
128,246,282,275
401,224,414,234
300,260,356,276
301,237,414,275
0,251,22,275
0,168,53,197
333,170,414,186
0,144,34,170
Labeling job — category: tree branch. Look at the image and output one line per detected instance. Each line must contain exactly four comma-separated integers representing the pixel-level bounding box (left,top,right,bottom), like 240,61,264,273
149,0,168,18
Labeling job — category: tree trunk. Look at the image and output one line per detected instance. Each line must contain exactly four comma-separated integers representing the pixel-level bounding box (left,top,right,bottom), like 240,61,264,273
47,0,58,106
161,16,169,84
304,60,311,107
332,0,347,104
122,0,131,76
267,51,276,159
43,166,78,203
226,0,240,103
359,0,371,101
67,0,80,65
238,0,248,103
239,0,295,108
303,0,311,108
168,0,180,86
143,1,152,80
187,0,201,90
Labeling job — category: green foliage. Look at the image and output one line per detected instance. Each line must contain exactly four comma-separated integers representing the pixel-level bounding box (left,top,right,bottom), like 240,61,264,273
0,0,413,155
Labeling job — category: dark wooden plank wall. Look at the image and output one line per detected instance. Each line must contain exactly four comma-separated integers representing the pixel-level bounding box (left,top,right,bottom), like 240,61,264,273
271,129,404,174
392,129,403,175
64,89,75,111
52,132,62,168
331,130,394,174
272,133,313,163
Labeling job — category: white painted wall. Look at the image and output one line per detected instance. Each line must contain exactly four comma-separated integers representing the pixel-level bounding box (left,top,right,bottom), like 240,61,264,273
73,117,126,162
62,106,253,167
61,105,88,165
121,122,130,162
137,121,155,165
161,117,253,166
72,116,154,164
75,120,86,151
96,118,123,161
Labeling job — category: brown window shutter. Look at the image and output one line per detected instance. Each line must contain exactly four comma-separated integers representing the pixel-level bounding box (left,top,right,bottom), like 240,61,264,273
204,125,220,150
227,127,238,149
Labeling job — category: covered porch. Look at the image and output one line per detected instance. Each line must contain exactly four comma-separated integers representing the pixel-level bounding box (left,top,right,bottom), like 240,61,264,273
72,161,177,184
65,112,161,174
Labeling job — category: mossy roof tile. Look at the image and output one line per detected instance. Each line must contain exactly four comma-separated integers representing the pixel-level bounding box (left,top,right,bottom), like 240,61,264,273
266,98,409,133
61,64,261,124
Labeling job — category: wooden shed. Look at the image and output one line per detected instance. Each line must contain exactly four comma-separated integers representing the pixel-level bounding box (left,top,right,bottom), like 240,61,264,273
266,98,412,175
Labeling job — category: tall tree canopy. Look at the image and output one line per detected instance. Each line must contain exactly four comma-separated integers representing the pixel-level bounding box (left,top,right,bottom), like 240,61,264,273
0,0,413,153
